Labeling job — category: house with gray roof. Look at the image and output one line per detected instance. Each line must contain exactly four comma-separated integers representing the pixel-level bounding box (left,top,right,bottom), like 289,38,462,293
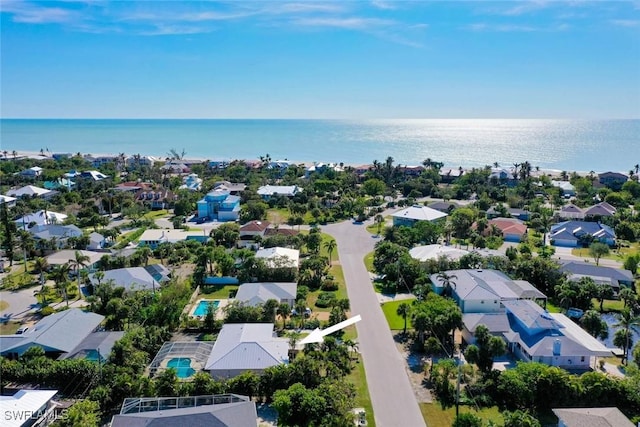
559,260,634,295
89,266,167,293
429,269,545,313
549,221,616,247
29,224,83,248
502,300,612,369
0,389,59,427
583,201,617,218
58,330,124,362
111,394,257,427
205,323,289,379
553,407,633,427
46,249,103,271
461,313,511,345
551,180,576,198
16,210,68,229
558,204,585,220
235,282,297,307
257,185,301,200
87,232,106,250
0,309,104,358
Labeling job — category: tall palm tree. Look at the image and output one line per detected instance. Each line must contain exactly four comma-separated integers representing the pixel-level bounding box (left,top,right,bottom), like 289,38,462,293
51,263,72,307
33,257,49,304
68,250,90,300
614,308,640,364
436,272,458,298
324,239,337,266
374,214,384,236
276,302,290,330
136,246,153,267
396,302,411,335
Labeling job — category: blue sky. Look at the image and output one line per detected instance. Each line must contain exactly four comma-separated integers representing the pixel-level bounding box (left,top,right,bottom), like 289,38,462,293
1,0,639,119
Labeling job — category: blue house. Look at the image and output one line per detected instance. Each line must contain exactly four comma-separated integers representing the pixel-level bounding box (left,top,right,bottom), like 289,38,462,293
197,189,240,222
549,221,616,247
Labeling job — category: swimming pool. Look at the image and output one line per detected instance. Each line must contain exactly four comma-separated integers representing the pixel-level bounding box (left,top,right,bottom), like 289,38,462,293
193,299,220,317
167,357,196,379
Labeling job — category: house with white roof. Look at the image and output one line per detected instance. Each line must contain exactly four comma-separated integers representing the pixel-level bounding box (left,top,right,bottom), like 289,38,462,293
20,166,43,178
179,173,203,191
257,185,301,200
392,205,447,227
409,244,470,262
551,180,576,198
0,389,59,427
87,232,106,250
0,194,17,208
0,309,105,358
235,282,297,307
255,247,299,269
46,250,103,270
79,170,109,181
205,323,289,378
6,185,55,200
15,210,68,229
138,229,208,249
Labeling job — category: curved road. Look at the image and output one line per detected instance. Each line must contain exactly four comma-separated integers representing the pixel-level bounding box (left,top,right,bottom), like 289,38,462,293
324,219,426,427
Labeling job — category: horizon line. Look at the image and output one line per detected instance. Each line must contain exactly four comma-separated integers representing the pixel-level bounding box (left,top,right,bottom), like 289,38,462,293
2,117,639,121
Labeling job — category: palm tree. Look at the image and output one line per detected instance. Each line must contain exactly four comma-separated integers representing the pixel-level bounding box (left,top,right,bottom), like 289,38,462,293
277,302,290,329
68,250,90,300
51,263,72,307
412,311,429,346
396,302,411,335
619,287,637,309
33,257,49,304
324,239,337,266
436,272,458,298
136,246,153,267
614,308,640,364
374,214,384,236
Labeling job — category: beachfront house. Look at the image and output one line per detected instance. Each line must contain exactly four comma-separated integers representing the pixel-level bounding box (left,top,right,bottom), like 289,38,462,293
234,282,298,307
257,185,301,200
126,155,156,169
138,229,208,249
391,205,447,227
0,309,105,359
597,171,628,190
205,323,289,379
20,166,43,178
110,394,257,427
196,189,240,222
549,221,616,247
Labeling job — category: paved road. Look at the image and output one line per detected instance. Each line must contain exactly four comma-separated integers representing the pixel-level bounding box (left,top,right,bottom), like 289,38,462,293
324,219,426,427
0,286,39,322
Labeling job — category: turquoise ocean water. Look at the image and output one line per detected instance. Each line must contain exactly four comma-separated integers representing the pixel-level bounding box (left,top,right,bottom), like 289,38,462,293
1,119,637,172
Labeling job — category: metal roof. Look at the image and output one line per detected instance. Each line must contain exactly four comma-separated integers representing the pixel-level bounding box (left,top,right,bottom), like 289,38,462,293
235,282,297,306
0,390,58,427
391,205,448,222
90,267,160,292
552,407,634,427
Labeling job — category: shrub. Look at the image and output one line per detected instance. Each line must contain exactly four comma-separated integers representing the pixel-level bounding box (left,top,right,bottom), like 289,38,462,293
40,306,54,316
315,292,336,308
320,280,338,291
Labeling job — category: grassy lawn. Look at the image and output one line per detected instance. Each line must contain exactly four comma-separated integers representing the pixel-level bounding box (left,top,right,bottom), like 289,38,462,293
592,298,625,313
266,208,290,225
381,300,414,330
420,403,503,427
143,209,169,220
570,246,638,261
544,301,562,313
363,251,374,273
115,227,147,249
0,321,22,335
346,355,376,427
199,285,239,299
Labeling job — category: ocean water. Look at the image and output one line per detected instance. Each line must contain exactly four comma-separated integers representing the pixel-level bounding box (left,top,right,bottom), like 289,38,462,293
0,119,637,172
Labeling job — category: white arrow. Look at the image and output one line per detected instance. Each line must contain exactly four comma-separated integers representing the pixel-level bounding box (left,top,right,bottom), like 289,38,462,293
300,315,362,345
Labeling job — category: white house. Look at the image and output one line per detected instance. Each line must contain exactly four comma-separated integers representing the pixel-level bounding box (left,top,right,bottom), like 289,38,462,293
138,229,208,249
257,185,301,200
20,166,44,178
0,194,17,208
392,205,447,227
15,210,68,228
255,247,299,269
0,389,59,427
87,232,106,250
6,185,55,200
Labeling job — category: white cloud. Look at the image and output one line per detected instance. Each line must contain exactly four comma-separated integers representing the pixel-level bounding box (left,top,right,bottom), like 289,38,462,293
466,22,569,32
292,17,395,30
610,19,640,27
1,0,80,24
371,0,396,11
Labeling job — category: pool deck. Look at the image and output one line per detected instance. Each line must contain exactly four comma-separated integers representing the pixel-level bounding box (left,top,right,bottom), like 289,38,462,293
189,298,229,320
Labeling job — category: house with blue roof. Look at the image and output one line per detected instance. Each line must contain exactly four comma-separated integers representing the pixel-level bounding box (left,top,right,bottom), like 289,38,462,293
196,189,240,222
549,221,616,247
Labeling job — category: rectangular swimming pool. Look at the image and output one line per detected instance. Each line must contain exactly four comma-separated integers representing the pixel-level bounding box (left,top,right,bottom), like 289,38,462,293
193,299,220,317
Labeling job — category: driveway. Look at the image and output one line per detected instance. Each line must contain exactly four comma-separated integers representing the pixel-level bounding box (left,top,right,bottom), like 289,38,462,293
0,287,39,322
324,219,426,427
